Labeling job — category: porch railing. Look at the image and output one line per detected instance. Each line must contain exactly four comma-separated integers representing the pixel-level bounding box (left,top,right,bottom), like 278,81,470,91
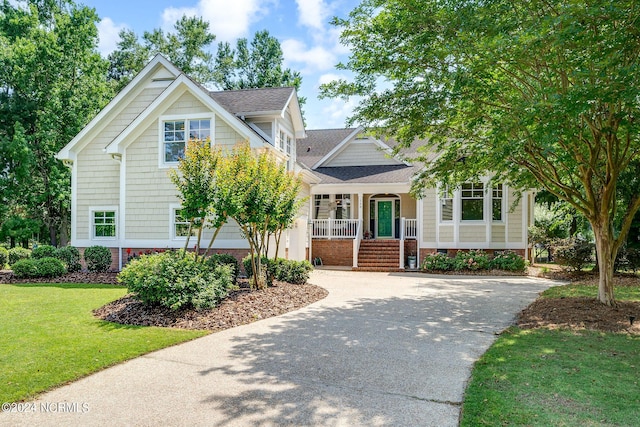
311,219,360,239
402,218,418,240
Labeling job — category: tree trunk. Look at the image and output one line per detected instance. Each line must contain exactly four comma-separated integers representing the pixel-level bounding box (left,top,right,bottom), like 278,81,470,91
592,223,616,306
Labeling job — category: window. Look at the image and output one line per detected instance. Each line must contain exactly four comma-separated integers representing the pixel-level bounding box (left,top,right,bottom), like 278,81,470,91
440,187,453,221
492,184,503,221
173,209,195,239
93,211,116,238
163,118,211,163
461,182,484,221
286,135,292,155
335,194,351,219
278,130,285,151
314,194,330,219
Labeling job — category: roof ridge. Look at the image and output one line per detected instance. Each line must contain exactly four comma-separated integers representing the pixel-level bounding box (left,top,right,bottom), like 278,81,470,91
209,86,295,95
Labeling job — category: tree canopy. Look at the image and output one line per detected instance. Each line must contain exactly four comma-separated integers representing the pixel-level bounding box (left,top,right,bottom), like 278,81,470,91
321,0,640,305
0,0,111,246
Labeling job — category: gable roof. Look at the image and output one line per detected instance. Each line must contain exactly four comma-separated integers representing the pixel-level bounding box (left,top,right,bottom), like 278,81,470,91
312,165,420,184
210,86,305,138
57,54,181,161
296,128,361,169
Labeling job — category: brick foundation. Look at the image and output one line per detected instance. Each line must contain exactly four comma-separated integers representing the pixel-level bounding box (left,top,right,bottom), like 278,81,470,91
311,239,353,267
77,247,251,272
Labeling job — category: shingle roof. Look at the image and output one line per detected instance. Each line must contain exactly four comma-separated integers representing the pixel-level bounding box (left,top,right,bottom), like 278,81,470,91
312,165,420,184
209,86,295,116
296,128,358,169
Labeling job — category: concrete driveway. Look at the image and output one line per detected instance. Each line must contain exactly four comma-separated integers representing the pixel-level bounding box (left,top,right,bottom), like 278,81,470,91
1,270,556,426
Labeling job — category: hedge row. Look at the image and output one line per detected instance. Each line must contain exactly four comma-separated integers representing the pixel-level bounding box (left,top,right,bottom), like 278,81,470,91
422,250,526,272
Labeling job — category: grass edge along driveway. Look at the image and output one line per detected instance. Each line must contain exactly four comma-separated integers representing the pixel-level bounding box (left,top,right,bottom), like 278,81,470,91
461,283,640,426
0,283,207,403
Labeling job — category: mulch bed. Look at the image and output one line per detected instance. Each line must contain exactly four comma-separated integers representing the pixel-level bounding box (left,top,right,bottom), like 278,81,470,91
517,270,640,335
94,281,328,331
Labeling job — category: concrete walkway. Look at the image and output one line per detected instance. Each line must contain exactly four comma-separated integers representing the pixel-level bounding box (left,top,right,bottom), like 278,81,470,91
1,270,557,426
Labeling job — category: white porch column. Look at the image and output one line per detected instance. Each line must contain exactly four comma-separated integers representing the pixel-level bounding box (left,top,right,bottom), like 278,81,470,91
358,193,363,234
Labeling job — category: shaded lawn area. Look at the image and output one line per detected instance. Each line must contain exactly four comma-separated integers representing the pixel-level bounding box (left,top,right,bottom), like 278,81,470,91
0,283,207,403
461,281,640,426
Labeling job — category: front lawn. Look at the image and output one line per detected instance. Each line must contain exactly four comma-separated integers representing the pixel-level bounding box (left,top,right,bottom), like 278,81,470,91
461,281,640,426
0,283,207,403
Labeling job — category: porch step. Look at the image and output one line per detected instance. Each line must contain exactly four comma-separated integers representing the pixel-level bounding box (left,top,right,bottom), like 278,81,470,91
355,240,402,271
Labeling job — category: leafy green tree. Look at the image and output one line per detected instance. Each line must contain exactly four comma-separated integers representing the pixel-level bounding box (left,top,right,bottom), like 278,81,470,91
0,0,111,246
321,0,640,306
108,15,215,91
218,143,304,289
168,138,225,257
213,30,306,106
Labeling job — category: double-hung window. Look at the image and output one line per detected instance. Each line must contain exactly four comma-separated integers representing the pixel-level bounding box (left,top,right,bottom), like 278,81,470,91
163,118,211,164
172,208,195,239
93,210,116,239
335,194,351,219
461,183,484,221
492,184,503,221
440,187,453,221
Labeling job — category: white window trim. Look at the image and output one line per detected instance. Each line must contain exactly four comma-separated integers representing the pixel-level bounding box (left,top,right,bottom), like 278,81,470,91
158,113,215,169
169,204,195,241
438,185,454,223
460,182,485,223
90,206,118,241
492,184,505,223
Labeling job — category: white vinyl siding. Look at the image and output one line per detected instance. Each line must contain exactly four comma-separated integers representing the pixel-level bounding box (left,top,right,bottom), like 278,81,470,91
325,142,400,167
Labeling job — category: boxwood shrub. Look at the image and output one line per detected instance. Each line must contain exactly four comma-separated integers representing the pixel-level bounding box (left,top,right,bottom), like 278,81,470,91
12,257,67,278
84,245,112,272
243,256,314,285
32,245,57,259
118,251,235,311
8,247,31,266
56,246,82,272
0,247,8,268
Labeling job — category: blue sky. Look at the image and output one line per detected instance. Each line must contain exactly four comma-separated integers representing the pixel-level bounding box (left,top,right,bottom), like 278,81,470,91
80,0,361,129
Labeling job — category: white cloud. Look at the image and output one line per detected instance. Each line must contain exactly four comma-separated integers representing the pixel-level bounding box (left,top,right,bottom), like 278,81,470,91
282,39,336,73
162,0,272,42
295,0,331,31
318,73,347,86
96,17,127,56
318,98,357,128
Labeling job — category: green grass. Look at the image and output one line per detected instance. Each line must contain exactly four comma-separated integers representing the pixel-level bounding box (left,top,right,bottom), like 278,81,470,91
541,284,640,301
0,283,208,403
461,283,640,426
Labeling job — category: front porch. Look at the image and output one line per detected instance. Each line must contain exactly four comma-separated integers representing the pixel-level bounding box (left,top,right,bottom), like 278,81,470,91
310,217,418,270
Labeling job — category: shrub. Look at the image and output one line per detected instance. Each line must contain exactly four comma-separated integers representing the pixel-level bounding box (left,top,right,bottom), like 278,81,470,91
84,246,112,272
0,247,8,268
32,245,57,259
35,257,67,278
422,252,454,271
8,247,31,266
118,251,235,310
553,238,594,271
204,253,240,283
11,259,39,278
490,251,526,272
275,259,314,284
56,246,82,272
453,250,490,271
243,255,274,286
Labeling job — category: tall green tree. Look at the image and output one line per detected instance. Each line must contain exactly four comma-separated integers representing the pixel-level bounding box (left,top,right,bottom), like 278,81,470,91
0,0,110,246
108,15,215,91
213,30,306,107
321,0,640,306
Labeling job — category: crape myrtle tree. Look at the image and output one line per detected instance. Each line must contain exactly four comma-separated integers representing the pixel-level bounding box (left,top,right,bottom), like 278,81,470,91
218,143,304,290
0,0,110,246
321,0,640,306
168,139,225,258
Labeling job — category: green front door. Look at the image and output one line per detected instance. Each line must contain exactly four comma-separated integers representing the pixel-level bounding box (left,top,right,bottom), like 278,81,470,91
377,201,393,238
